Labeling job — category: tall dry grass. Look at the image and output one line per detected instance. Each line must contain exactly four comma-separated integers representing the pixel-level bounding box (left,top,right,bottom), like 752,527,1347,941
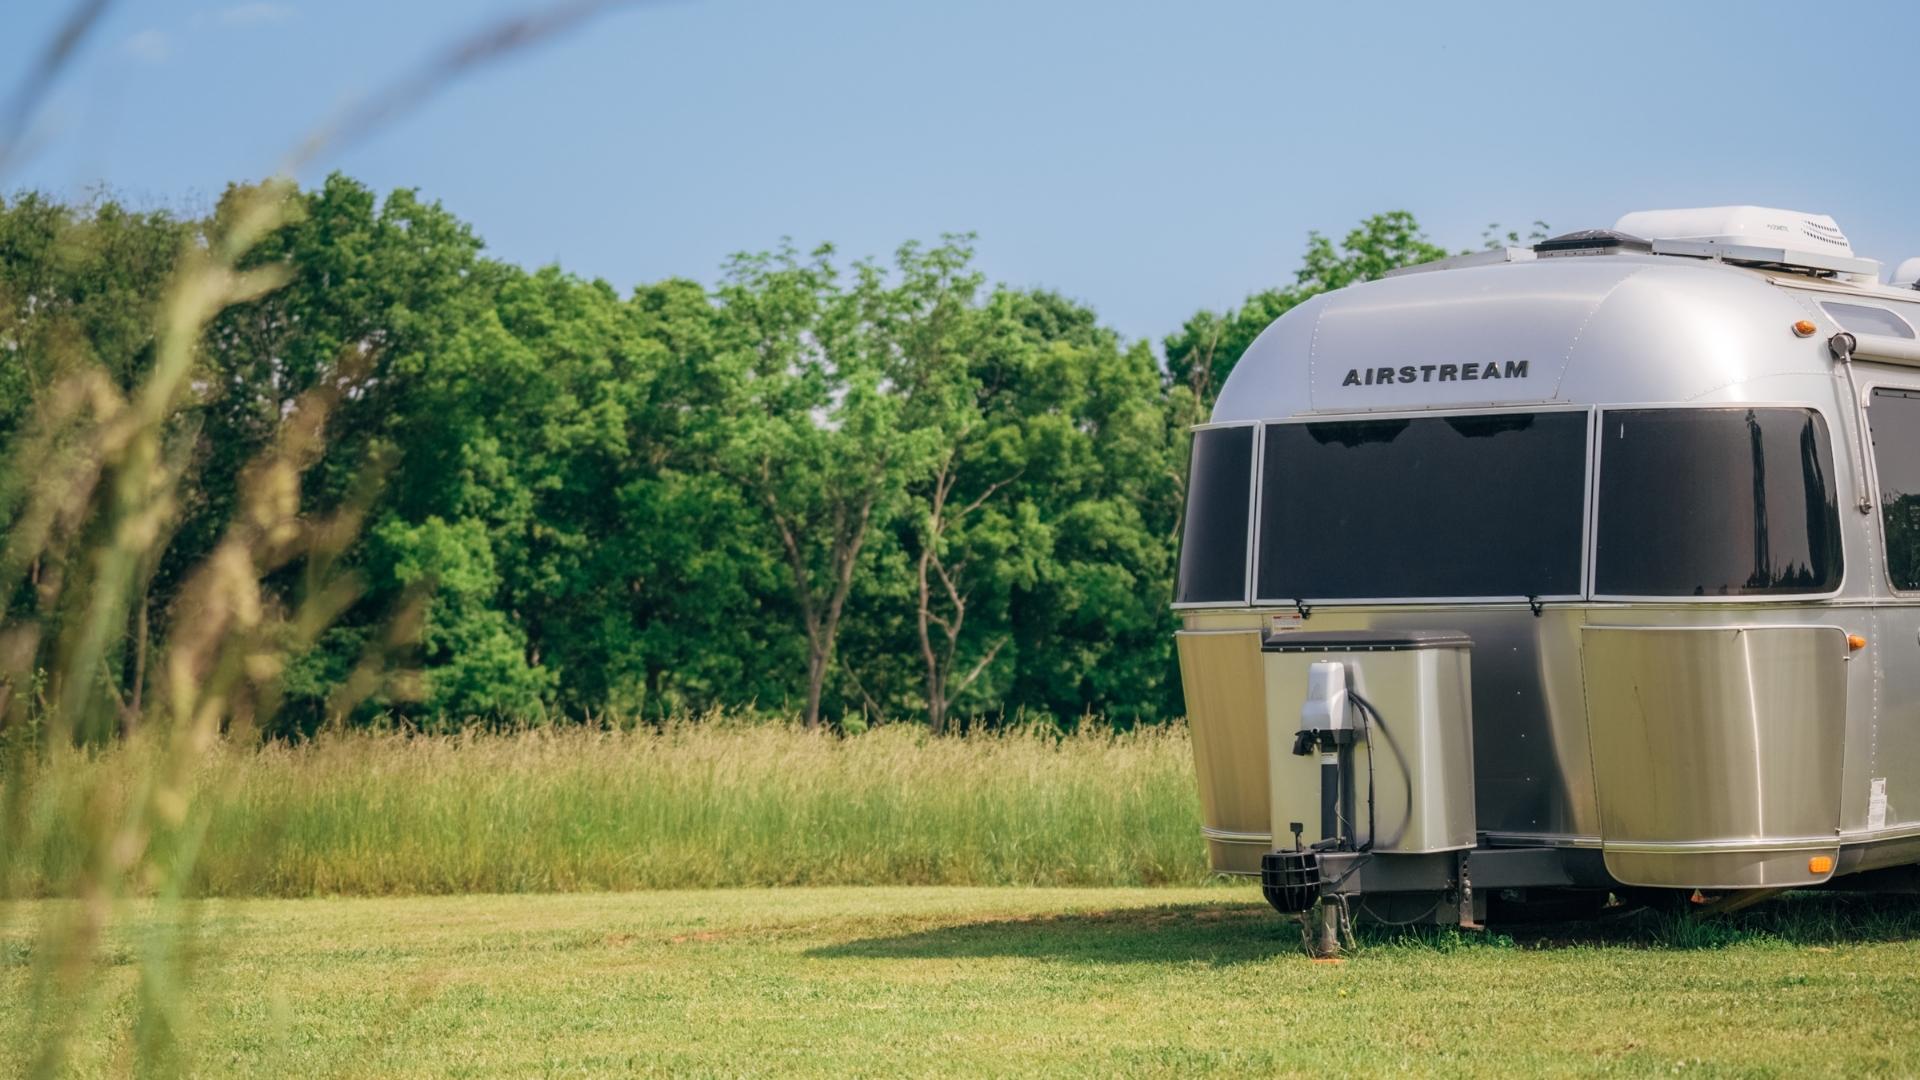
11,720,1209,896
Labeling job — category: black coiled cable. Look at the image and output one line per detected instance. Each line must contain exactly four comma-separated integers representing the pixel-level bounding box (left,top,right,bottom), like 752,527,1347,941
1348,688,1413,852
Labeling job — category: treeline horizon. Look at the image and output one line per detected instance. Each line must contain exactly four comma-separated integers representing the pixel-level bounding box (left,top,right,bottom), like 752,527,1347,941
0,174,1487,736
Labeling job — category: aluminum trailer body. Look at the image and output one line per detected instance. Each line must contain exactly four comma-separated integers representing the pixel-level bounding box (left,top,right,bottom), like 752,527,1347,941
1174,207,1920,926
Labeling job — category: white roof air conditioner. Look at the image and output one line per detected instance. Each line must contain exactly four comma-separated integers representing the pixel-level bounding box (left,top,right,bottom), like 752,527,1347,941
1614,206,1880,277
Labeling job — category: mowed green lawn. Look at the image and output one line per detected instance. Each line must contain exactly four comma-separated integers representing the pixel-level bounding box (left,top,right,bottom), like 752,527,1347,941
8,886,1920,1077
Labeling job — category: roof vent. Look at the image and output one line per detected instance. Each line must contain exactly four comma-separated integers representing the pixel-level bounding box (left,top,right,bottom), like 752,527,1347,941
1533,228,1652,258
1894,257,1920,291
1613,206,1879,277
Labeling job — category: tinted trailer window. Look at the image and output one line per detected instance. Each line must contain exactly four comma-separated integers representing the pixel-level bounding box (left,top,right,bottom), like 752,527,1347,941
1868,389,1920,590
1595,408,1842,596
1255,411,1588,601
1174,425,1255,604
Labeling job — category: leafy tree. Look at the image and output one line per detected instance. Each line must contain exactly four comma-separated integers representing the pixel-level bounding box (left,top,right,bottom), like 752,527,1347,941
0,194,193,418
999,303,1181,726
883,286,1183,728
2,178,1502,735
825,281,1184,732
873,239,1022,734
713,241,952,729
196,175,524,729
373,515,553,719
0,193,197,720
473,269,785,719
900,294,1040,732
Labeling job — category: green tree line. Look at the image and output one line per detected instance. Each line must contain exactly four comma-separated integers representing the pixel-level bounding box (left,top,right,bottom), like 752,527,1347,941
0,175,1473,736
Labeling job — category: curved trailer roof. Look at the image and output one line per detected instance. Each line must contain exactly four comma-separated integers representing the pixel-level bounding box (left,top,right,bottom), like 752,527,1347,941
1211,252,1920,424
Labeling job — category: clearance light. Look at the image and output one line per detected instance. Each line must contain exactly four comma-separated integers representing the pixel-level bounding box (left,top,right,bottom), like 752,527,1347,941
1810,855,1835,874
1849,635,1868,651
1793,320,1819,337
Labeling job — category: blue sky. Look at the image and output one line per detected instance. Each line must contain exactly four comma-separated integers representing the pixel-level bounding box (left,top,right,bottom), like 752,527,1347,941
6,0,1918,346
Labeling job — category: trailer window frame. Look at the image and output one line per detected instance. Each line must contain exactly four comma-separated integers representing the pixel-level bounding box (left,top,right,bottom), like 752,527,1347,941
1863,382,1920,598
1247,404,1595,608
1587,403,1848,603
1171,420,1261,609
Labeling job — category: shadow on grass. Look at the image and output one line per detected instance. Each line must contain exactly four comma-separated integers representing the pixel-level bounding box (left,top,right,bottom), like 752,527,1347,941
810,903,1298,966
811,892,1920,964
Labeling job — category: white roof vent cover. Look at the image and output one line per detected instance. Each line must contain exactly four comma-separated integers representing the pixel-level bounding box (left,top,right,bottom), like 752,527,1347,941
1613,206,1877,276
1894,257,1920,290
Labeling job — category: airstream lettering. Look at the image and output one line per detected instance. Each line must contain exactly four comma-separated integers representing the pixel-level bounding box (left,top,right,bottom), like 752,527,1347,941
1173,206,1920,942
1339,360,1529,386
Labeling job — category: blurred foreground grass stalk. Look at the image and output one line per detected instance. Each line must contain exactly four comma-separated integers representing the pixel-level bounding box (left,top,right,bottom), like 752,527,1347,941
0,174,361,1079
10,720,1209,897
1,3,640,1073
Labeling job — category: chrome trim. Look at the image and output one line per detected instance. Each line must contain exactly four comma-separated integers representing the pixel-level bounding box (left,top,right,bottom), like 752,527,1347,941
1603,835,1839,855
1277,403,1593,424
1249,601,1851,613
1479,831,1601,849
1199,826,1273,846
1582,404,1601,598
1244,422,1263,607
1838,822,1920,844
1253,594,1586,608
1583,623,1849,634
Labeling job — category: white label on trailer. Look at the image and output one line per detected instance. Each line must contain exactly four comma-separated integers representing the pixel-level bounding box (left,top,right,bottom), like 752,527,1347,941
1269,613,1303,633
1868,778,1889,831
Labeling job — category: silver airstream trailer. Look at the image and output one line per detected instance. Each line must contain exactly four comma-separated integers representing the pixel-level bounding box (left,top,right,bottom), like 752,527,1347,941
1174,206,1920,937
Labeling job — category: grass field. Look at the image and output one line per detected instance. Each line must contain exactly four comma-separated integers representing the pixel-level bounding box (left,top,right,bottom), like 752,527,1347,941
9,723,1206,897
7,886,1920,1077
13,727,1920,1076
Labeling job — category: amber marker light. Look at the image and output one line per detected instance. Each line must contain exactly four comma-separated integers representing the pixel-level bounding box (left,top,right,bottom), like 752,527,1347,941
1810,855,1835,874
1849,634,1868,650
1793,320,1819,337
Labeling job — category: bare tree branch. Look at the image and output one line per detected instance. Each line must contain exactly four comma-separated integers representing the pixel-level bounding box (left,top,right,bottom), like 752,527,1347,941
838,654,885,723
952,472,1017,522
953,635,1008,696
758,457,819,637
